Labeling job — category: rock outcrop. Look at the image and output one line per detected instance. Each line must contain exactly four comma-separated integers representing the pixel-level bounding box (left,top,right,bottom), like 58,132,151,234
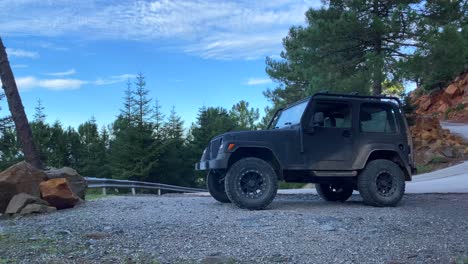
39,178,80,209
44,167,87,199
0,162,46,213
412,72,468,122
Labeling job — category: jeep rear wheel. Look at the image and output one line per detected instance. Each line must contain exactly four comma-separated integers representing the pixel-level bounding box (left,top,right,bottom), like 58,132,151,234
358,159,405,207
207,170,231,203
316,182,353,202
224,157,278,210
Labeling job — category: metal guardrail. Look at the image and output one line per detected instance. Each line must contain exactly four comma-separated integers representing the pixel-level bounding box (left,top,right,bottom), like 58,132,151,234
85,177,206,196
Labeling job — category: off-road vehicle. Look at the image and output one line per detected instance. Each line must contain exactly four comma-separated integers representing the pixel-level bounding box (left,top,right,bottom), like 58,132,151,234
196,93,416,210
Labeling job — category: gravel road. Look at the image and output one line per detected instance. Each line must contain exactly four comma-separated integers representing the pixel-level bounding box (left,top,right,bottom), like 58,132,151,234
1,194,467,264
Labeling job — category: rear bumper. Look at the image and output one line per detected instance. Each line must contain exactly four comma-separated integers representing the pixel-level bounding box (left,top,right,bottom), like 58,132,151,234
195,154,230,171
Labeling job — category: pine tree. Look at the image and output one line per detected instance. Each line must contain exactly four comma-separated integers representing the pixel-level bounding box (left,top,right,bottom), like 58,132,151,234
157,106,192,185
77,117,106,176
265,0,421,108
229,100,260,130
109,74,155,181
133,73,152,127
121,79,135,122
33,99,46,123
152,99,165,141
31,99,50,165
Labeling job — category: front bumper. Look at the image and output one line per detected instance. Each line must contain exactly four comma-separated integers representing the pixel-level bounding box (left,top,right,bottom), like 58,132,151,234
195,154,230,171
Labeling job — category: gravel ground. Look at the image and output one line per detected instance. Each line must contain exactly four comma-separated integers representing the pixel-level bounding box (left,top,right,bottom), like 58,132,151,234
1,193,468,264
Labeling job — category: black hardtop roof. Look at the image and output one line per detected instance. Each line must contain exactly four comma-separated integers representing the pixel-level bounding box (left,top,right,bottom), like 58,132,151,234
283,92,402,110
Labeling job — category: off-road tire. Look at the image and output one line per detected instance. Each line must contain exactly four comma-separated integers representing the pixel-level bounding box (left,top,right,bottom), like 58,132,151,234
225,157,278,210
358,159,405,207
316,182,353,202
207,170,231,203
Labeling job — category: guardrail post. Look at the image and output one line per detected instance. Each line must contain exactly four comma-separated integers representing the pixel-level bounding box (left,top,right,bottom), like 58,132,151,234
157,188,161,196
102,187,106,196
131,188,136,196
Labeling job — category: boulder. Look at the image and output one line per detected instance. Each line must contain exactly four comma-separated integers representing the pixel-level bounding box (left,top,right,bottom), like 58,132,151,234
437,103,449,113
445,84,461,98
0,162,46,213
20,204,56,215
39,178,79,209
419,95,432,111
45,167,87,199
5,193,49,215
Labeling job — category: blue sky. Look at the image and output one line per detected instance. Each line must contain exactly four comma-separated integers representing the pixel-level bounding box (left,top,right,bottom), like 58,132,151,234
0,0,322,129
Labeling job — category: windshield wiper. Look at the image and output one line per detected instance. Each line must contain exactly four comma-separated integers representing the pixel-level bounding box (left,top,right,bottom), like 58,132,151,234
284,122,292,126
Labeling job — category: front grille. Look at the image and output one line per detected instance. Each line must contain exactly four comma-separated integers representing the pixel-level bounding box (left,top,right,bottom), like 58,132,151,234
210,138,222,159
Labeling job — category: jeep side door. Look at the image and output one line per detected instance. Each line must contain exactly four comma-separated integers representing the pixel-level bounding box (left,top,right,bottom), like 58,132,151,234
301,99,355,170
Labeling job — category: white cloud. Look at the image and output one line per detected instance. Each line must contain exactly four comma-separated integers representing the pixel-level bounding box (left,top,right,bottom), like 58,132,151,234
93,74,136,85
0,0,322,60
16,73,135,91
245,78,273,86
45,69,76,76
5,48,39,59
16,76,86,91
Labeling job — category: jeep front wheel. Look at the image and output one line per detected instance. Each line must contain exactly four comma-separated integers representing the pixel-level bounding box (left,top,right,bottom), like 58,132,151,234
357,159,405,207
207,170,231,203
316,182,353,202
224,157,278,210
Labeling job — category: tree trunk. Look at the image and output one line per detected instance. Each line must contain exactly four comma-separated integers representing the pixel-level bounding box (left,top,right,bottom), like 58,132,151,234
0,37,43,169
371,0,383,96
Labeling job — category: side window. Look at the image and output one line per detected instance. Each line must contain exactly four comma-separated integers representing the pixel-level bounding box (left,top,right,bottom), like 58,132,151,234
360,103,397,133
314,102,352,128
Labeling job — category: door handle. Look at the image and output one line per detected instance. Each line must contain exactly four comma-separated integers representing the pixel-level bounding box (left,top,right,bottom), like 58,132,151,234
342,130,351,138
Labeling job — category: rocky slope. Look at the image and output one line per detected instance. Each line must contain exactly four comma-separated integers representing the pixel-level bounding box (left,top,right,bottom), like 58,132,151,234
412,72,468,122
410,72,468,169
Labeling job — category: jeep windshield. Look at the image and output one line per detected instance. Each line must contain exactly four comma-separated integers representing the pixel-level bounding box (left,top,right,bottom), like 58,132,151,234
272,100,308,129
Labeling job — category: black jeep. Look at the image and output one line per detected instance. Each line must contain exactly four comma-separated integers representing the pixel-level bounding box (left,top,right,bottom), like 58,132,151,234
195,93,416,210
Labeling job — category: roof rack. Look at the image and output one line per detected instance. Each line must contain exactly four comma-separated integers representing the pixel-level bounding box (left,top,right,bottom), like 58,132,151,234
313,92,402,106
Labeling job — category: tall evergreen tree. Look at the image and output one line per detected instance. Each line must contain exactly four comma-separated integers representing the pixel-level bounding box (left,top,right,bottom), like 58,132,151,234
77,117,107,176
157,106,193,185
133,73,152,126
31,99,50,165
33,99,46,123
230,100,260,130
109,73,155,181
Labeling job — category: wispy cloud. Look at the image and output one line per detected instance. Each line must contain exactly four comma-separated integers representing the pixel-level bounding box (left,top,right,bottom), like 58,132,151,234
16,76,86,91
93,74,137,85
45,69,76,76
5,48,39,59
245,78,272,86
16,73,135,91
0,0,322,60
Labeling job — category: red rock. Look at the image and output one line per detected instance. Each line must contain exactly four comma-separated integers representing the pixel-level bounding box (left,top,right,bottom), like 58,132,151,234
45,167,87,199
437,103,449,113
0,161,46,213
39,178,79,209
418,95,432,111
445,84,461,98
